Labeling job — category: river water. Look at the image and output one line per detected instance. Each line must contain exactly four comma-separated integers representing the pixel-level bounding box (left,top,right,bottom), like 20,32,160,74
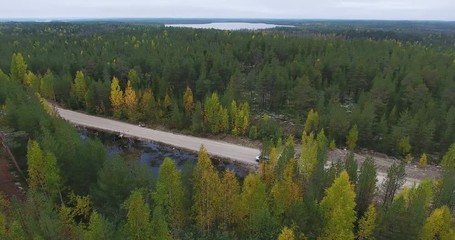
81,129,250,177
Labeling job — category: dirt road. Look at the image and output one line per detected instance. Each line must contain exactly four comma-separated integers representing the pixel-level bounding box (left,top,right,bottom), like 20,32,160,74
56,107,261,165
56,107,440,186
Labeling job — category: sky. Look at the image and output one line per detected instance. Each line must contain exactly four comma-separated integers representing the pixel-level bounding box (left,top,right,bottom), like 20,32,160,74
2,0,454,21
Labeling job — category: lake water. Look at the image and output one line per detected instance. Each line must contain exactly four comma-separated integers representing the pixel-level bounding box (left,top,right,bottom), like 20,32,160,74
165,22,294,30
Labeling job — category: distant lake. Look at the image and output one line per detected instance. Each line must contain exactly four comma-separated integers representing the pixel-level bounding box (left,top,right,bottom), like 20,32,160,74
165,22,294,30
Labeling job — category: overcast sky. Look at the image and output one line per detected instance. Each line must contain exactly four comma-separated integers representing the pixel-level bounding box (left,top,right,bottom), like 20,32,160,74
2,0,454,21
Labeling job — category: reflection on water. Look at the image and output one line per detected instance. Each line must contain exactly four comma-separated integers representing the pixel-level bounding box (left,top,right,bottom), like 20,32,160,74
166,22,294,30
82,129,250,178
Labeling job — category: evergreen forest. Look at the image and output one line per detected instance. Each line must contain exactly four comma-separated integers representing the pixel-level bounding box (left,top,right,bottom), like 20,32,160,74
0,21,454,239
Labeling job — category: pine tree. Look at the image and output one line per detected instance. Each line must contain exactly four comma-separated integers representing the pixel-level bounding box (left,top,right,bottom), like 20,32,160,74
124,80,138,121
381,162,406,208
356,157,377,218
442,143,455,171
110,77,123,118
357,204,376,240
128,69,140,90
320,171,356,240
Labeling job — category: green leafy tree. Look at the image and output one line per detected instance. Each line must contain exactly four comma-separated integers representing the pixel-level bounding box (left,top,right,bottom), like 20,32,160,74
10,53,27,84
151,206,172,240
153,157,186,234
346,125,359,151
85,211,113,240
358,204,377,240
123,190,152,240
399,136,412,162
128,69,140,90
25,70,40,92
345,151,358,184
40,69,55,100
241,173,276,238
138,88,156,122
26,140,61,198
298,132,318,181
320,171,356,240
70,70,87,107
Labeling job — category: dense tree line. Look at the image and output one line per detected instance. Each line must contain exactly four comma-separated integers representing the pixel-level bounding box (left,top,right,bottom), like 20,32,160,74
1,22,455,161
1,75,455,239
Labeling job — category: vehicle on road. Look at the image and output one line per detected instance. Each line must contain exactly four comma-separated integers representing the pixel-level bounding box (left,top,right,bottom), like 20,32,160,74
255,155,269,162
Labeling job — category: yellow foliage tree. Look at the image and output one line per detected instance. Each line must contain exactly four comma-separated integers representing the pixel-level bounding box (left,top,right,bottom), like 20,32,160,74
357,204,376,240
298,132,318,181
304,109,319,134
218,170,241,230
419,153,428,168
71,70,87,107
124,80,138,121
110,77,123,118
271,160,302,219
193,145,220,232
26,140,61,198
420,206,455,240
278,226,296,240
183,86,194,114
25,70,40,92
320,171,356,240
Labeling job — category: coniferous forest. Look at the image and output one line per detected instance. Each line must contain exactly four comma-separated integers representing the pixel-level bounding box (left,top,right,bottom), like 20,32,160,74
0,21,454,239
